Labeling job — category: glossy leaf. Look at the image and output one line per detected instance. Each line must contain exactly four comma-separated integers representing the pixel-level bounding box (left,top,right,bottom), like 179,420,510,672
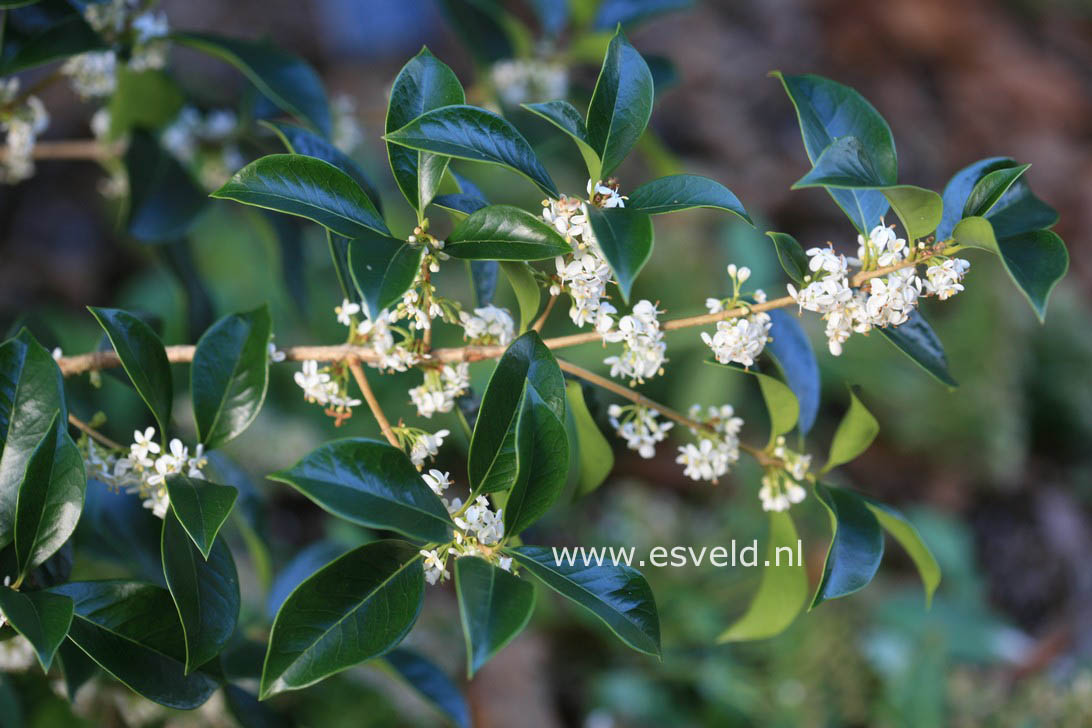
327,231,359,305
823,388,879,473
165,474,239,560
174,32,331,136
877,309,957,388
211,154,390,238
52,581,220,709
57,639,98,700
522,100,601,179
162,512,240,673
385,649,471,728
192,305,272,450
882,186,943,242
708,361,798,444
566,381,614,498
0,586,73,671
455,557,536,676
447,205,572,261
587,206,654,303
504,388,569,537
773,71,894,233
587,28,654,177
433,193,490,216
224,684,290,728
936,157,1018,240
791,134,890,188
13,411,84,579
963,163,1030,218
0,0,105,74
627,174,750,222
108,68,185,140
469,332,566,494
124,130,209,243
348,232,426,319
260,540,424,698
385,105,558,197
766,231,809,286
269,438,453,543
265,120,383,213
508,545,660,656
267,540,349,618
498,263,539,334
865,500,941,607
471,260,500,305
88,307,173,435
386,47,465,214
766,310,820,435
717,511,806,641
435,0,513,65
812,484,884,607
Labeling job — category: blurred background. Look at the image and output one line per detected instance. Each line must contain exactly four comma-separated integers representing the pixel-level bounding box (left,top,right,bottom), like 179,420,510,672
2,0,1092,725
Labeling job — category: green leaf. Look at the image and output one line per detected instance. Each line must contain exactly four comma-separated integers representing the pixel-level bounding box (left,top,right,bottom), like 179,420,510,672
469,332,565,494
882,186,943,242
507,545,660,657
165,474,238,560
765,310,820,436
586,206,654,303
124,130,209,243
791,134,890,189
264,120,383,214
432,193,489,216
0,329,66,550
766,231,809,286
327,231,359,306
773,71,894,233
471,260,500,305
260,540,424,698
566,381,614,498
13,411,84,579
161,511,240,673
386,47,466,215
0,1,106,75
500,262,541,334
864,500,941,607
717,511,806,641
521,100,601,180
385,649,470,728
57,639,98,700
348,232,426,319
936,157,1018,240
0,587,73,671
877,310,957,388
52,581,220,709
211,154,390,238
384,105,558,198
446,205,572,261
454,557,535,677
504,388,569,537
192,305,272,450
963,163,1030,218
173,32,331,136
107,68,185,140
811,484,884,607
223,684,290,728
586,28,654,177
707,361,798,445
822,387,879,473
435,0,514,65
269,438,453,543
626,174,750,222
88,307,173,435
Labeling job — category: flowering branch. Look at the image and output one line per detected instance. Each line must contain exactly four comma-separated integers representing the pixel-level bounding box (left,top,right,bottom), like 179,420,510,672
68,412,123,450
0,138,120,162
347,358,399,447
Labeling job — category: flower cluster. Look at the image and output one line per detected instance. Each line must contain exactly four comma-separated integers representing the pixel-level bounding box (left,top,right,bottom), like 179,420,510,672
293,360,362,422
459,304,516,346
758,436,811,511
83,427,209,518
1,80,49,184
702,266,772,367
676,405,744,483
62,0,170,99
608,404,674,458
603,300,668,384
408,364,471,418
547,196,617,332
393,426,450,469
418,470,510,585
490,58,568,107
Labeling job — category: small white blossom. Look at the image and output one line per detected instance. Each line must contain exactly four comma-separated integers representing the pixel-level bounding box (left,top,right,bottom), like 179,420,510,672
409,364,470,418
602,300,667,383
608,404,674,459
1,86,49,183
335,298,361,326
420,548,449,585
675,405,743,483
924,258,971,300
701,310,772,367
460,304,515,346
490,58,568,107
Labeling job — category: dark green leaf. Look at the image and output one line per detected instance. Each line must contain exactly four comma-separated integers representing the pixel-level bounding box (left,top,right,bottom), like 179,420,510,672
260,540,424,698
717,511,806,641
773,71,894,233
469,332,565,494
627,174,750,222
812,484,884,607
877,309,957,388
936,157,1016,240
586,206,653,303
385,105,558,198
211,154,390,238
455,557,535,676
864,500,941,607
707,361,798,445
963,163,1030,218
327,231,359,305
566,381,614,497
57,639,98,700
124,130,209,243
385,649,470,728
882,186,943,242
348,232,426,319
504,388,569,537
52,581,220,709
174,32,331,136
822,387,879,473
267,540,349,618
435,0,514,65
500,262,540,333
586,28,654,177
0,0,105,75
108,68,185,140
14,411,84,579
165,474,238,560
192,305,272,450
224,684,290,728
269,438,453,543
0,587,72,671
766,310,820,435
791,134,889,189
88,307,173,434
766,231,809,286
433,193,489,216
521,100,601,179
471,260,500,306
162,512,240,673
983,177,1058,241
508,545,660,656
386,47,465,214
447,205,571,261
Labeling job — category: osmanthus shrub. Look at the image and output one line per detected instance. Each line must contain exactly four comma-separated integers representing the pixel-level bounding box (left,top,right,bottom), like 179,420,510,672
0,0,1070,722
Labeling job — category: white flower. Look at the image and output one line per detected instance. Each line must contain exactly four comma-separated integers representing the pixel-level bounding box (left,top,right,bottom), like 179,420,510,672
1,91,49,184
129,427,160,467
332,94,364,152
609,404,674,459
460,304,515,346
701,310,772,367
420,549,449,585
410,430,449,469
409,364,470,418
267,341,286,363
490,58,568,107
675,405,743,483
602,300,667,383
335,298,360,326
924,258,970,300
62,51,118,98
294,360,335,404
422,468,452,496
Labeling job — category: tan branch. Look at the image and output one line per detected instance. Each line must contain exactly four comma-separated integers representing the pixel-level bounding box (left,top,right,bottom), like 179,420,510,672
347,358,399,447
68,413,124,450
0,139,123,162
